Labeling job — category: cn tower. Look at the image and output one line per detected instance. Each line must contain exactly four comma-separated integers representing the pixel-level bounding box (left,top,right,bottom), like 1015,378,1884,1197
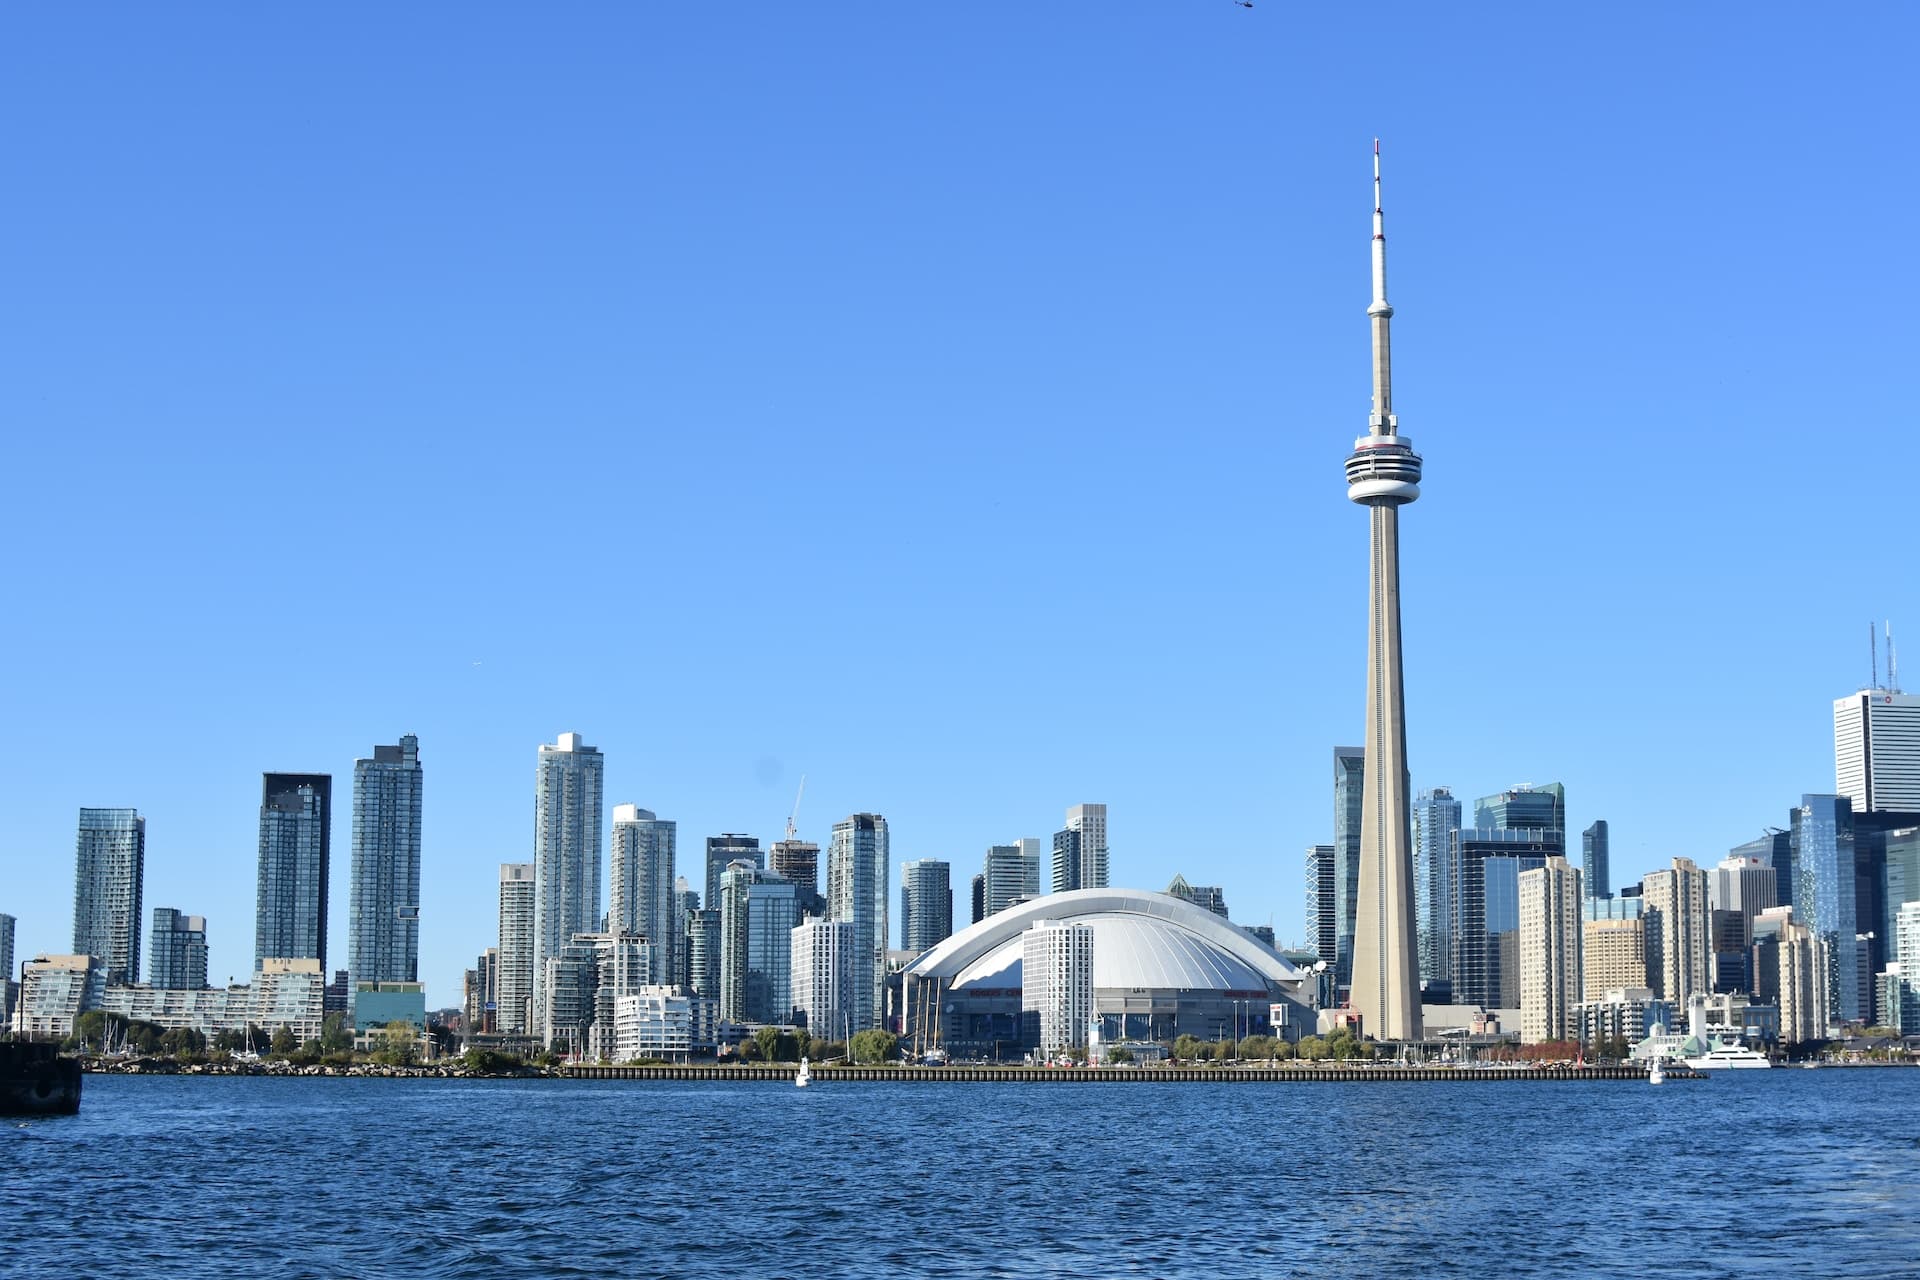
1345,142,1423,1043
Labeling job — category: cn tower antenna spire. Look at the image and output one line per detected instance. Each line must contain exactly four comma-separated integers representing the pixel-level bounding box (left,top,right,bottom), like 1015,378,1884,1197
1368,140,1395,436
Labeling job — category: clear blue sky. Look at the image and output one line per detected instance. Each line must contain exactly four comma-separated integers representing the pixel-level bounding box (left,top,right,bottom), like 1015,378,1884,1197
3,5,1915,1007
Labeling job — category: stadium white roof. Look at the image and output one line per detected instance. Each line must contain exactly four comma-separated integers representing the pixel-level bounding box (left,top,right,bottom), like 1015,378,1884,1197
902,888,1304,993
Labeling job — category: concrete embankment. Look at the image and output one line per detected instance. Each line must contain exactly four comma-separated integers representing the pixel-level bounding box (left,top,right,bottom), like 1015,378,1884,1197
560,1063,1695,1083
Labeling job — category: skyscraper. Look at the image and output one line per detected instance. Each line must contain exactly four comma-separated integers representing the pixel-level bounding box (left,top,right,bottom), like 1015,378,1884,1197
1022,920,1094,1055
1331,747,1364,988
827,813,889,1031
1582,897,1647,1000
0,912,13,1022
900,859,953,954
610,805,678,985
1893,900,1920,1032
1642,857,1710,1006
1517,856,1582,1045
685,907,721,1000
348,735,423,987
1051,805,1108,894
1413,788,1460,989
1582,820,1610,900
1773,913,1831,1043
790,918,856,1039
1835,689,1920,813
1165,875,1229,918
1447,828,1553,1008
74,808,145,985
533,733,604,1034
148,908,208,990
497,863,535,1035
1475,785,1566,846
984,844,1040,916
1305,844,1337,972
970,873,986,925
1790,794,1859,1022
1341,145,1426,1044
769,838,822,918
705,834,763,910
719,862,797,1025
672,877,700,986
257,774,331,972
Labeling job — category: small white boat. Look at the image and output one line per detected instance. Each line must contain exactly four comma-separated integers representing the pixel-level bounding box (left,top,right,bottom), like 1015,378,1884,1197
795,1057,811,1088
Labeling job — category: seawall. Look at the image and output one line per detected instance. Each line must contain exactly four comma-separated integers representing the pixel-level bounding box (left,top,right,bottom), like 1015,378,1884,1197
559,1063,1696,1083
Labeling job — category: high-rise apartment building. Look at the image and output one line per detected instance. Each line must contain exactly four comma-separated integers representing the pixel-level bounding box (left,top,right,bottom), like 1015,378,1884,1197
970,873,986,925
1774,914,1832,1043
149,908,208,990
900,859,953,954
719,862,798,1025
1305,844,1337,971
1165,875,1229,918
827,813,889,1031
1518,856,1582,1044
75,807,145,984
1582,820,1610,900
1582,897,1647,1000
0,912,13,1021
257,774,331,973
1893,900,1920,1032
1051,805,1108,895
769,839,822,918
1022,920,1094,1055
704,835,763,913
466,947,498,1034
790,919,856,1040
1835,690,1920,814
497,863,535,1035
1414,788,1460,987
610,806,678,985
533,733,604,1034
684,907,721,999
1642,857,1710,1006
1332,747,1364,988
672,878,700,983
984,844,1041,917
348,735,423,987
1790,794,1858,1022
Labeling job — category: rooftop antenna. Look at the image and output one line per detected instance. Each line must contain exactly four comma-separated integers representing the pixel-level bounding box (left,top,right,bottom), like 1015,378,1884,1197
1891,622,1901,694
1871,621,1879,692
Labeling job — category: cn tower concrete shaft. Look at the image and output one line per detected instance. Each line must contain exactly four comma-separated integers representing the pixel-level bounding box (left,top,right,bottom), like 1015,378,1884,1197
1344,144,1423,1043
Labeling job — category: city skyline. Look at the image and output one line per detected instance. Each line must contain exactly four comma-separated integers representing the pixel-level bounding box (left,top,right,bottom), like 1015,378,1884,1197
3,9,1916,1007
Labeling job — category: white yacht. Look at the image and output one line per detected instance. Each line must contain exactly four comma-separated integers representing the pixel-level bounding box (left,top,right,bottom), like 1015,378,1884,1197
1684,1042,1771,1071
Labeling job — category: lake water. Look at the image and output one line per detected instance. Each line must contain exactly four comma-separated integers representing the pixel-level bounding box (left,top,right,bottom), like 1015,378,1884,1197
7,1071,1919,1277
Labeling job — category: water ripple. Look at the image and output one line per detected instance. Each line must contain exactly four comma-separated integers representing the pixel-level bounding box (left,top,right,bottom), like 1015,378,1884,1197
5,1072,1919,1275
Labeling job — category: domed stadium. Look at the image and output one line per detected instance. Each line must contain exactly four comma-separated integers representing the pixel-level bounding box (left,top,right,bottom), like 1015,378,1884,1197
899,889,1312,1058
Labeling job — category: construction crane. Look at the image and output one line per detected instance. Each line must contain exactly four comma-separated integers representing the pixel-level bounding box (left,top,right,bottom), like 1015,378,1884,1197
785,775,807,842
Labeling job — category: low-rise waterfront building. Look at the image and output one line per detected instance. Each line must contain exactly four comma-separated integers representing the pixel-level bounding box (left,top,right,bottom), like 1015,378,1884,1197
13,954,106,1039
610,986,695,1062
1573,986,1675,1049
